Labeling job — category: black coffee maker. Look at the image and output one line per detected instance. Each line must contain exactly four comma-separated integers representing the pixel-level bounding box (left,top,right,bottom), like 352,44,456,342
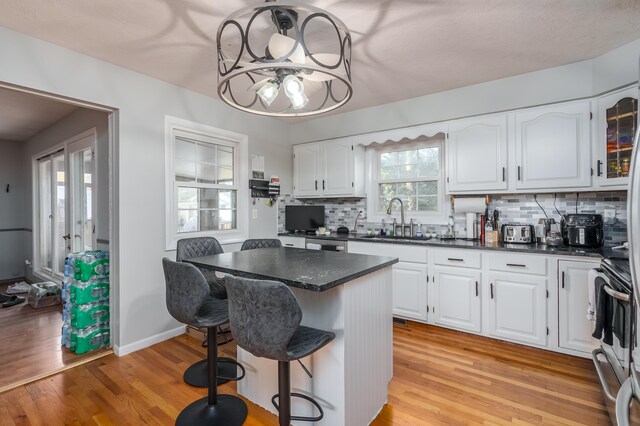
561,214,604,248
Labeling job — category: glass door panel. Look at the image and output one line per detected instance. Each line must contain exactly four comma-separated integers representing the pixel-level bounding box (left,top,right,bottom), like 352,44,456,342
53,154,66,274
38,159,52,271
70,147,94,252
37,152,65,277
606,97,637,179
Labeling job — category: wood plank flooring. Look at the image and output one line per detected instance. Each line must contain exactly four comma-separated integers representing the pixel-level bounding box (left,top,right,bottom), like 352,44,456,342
0,281,111,392
0,321,609,425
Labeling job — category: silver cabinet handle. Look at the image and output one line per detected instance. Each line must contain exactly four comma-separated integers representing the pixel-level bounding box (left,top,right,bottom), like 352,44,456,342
592,348,616,402
447,258,464,262
490,283,494,299
604,285,630,302
506,263,526,268
475,281,479,297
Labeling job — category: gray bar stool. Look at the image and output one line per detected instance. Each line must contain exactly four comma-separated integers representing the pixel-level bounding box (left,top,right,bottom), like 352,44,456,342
240,238,282,251
163,258,247,426
226,276,335,426
176,237,235,387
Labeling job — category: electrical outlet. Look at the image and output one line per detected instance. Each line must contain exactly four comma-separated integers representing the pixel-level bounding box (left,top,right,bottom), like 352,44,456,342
252,208,258,219
604,208,616,220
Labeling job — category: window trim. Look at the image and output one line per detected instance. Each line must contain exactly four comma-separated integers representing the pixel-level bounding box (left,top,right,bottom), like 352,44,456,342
165,116,248,250
365,137,448,225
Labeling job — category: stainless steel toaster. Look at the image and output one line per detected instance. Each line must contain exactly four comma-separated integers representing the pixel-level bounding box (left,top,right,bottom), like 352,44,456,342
501,223,535,244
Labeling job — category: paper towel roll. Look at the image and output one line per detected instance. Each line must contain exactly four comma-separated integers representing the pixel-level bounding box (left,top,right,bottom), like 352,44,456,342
454,197,487,213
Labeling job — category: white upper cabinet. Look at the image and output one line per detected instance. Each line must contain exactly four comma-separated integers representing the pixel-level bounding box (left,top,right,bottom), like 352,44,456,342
293,142,321,197
447,114,508,193
594,86,638,189
514,100,592,190
293,137,365,198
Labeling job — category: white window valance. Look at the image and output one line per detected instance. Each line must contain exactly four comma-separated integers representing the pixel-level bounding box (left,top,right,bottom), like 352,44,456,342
352,122,448,147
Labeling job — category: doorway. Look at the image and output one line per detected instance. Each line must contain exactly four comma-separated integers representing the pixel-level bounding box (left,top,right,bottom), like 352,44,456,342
34,130,97,281
0,84,116,392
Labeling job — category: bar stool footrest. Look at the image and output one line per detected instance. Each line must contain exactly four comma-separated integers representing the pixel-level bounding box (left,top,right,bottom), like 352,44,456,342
184,357,242,387
271,392,325,422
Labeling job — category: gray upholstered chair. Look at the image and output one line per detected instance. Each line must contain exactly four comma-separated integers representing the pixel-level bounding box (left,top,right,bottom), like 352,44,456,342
176,237,227,299
176,237,235,387
240,238,282,251
162,258,247,426
226,276,335,426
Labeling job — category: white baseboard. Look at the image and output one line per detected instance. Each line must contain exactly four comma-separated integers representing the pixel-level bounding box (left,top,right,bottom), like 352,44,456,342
113,325,185,357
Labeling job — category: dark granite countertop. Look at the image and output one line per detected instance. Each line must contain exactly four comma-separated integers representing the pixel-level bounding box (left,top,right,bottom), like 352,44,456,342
186,247,398,292
279,232,628,260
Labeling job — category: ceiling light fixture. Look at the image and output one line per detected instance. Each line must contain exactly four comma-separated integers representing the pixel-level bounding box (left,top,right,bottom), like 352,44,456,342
217,0,352,117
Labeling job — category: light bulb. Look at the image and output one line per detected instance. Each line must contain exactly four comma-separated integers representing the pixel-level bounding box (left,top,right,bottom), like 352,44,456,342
289,93,309,109
257,81,279,106
283,75,308,109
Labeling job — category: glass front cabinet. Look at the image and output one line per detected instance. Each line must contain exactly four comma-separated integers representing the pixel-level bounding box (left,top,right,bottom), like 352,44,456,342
596,86,638,188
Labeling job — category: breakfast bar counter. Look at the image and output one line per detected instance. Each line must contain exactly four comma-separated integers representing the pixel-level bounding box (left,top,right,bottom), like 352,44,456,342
187,247,398,426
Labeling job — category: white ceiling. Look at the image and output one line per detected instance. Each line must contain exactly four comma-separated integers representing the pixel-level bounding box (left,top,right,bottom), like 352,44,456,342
1,0,640,118
0,87,78,141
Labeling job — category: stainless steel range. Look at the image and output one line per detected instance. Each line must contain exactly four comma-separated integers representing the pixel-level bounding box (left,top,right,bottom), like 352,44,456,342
592,257,634,424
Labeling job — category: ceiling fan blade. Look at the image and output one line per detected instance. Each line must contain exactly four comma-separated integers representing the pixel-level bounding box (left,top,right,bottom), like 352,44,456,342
220,58,256,68
301,53,343,81
268,33,305,64
303,80,325,96
300,72,336,82
247,78,271,92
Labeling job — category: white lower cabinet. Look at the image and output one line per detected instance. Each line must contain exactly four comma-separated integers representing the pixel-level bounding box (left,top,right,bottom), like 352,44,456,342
433,267,481,333
279,236,306,248
487,271,548,347
392,262,428,321
558,260,600,353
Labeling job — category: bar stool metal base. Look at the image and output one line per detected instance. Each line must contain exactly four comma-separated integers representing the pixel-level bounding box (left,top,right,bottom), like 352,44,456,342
184,357,240,387
175,394,247,426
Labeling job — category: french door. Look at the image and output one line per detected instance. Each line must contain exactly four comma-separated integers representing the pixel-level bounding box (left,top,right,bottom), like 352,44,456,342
36,131,96,279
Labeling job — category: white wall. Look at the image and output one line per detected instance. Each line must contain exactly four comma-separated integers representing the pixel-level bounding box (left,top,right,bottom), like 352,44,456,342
0,25,291,353
290,38,640,143
0,139,27,280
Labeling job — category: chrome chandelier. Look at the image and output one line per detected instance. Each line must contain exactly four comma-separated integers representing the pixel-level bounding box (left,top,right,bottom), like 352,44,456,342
217,1,352,117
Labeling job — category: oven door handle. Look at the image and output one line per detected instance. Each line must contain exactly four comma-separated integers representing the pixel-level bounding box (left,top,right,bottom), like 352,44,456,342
604,284,630,302
616,375,633,425
591,348,616,402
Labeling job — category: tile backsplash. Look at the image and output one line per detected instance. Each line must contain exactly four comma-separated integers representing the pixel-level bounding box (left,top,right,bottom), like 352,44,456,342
277,191,628,245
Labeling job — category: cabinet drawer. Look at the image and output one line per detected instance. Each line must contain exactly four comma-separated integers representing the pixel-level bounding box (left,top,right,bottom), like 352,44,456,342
348,242,427,263
488,253,547,275
279,236,306,249
433,249,481,269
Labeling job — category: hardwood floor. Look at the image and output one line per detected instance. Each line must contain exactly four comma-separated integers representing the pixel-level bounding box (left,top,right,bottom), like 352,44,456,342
0,281,111,393
0,322,609,425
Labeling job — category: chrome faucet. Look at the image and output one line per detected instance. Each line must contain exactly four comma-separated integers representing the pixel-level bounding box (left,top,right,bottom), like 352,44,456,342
386,197,412,237
351,210,363,234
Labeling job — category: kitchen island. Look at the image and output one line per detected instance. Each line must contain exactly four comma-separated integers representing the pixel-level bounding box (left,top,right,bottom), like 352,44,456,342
187,247,398,426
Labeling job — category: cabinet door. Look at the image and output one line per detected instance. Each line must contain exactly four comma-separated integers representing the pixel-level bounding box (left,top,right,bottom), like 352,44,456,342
293,143,320,197
322,138,353,196
392,262,428,321
514,101,592,190
596,87,638,188
448,114,508,192
433,267,481,333
558,260,600,353
487,272,547,346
